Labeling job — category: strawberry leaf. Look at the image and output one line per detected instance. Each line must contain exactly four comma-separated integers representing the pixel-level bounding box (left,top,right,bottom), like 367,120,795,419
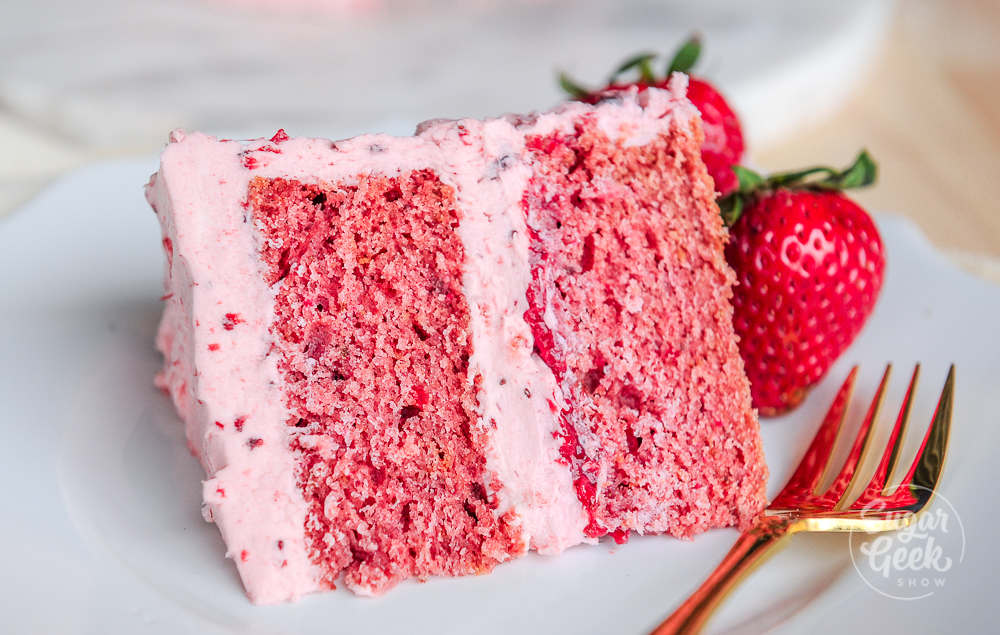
718,151,878,228
768,166,837,188
832,150,877,189
718,191,744,227
733,165,765,192
667,35,702,75
718,165,762,227
765,150,879,191
558,72,590,99
610,52,658,84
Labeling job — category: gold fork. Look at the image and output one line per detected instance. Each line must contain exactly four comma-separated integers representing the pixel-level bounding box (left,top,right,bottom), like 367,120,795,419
652,364,955,635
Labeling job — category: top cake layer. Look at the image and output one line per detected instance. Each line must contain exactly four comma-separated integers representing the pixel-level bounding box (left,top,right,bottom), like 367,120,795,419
147,76,766,603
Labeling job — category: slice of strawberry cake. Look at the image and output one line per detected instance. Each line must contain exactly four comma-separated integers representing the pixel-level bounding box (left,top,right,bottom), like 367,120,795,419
146,75,767,604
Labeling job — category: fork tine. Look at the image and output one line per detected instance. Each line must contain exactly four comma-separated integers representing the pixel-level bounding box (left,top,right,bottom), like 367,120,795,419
769,367,857,510
819,364,891,509
887,365,955,509
852,365,920,508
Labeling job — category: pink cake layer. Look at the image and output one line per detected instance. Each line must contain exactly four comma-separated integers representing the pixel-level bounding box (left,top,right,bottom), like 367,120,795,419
521,122,764,539
147,76,767,603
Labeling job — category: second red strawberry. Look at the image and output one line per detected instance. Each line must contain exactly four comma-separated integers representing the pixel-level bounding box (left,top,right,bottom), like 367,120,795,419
721,152,886,415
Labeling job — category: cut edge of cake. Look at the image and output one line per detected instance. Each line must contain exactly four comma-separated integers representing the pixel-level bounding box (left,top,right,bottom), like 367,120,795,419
146,74,767,604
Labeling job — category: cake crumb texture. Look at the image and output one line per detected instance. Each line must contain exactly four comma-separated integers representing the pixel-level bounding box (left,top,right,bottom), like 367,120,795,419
522,118,767,540
248,171,523,595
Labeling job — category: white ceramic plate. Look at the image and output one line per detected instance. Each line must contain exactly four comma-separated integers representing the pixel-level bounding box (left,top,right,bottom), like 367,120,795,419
1,159,997,634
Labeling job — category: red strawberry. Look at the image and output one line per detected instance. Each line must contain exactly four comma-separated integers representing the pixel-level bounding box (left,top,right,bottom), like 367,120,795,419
560,36,744,195
720,152,885,415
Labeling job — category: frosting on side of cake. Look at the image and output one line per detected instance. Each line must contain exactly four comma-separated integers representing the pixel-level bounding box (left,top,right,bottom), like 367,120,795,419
147,131,321,604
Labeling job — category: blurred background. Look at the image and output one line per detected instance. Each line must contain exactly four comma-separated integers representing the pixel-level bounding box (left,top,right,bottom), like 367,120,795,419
1,0,997,276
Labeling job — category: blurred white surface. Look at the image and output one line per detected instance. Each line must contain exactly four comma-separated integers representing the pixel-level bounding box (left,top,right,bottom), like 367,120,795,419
0,0,894,214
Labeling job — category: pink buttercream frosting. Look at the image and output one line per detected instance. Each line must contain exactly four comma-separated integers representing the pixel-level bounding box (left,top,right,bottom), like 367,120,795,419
147,79,697,602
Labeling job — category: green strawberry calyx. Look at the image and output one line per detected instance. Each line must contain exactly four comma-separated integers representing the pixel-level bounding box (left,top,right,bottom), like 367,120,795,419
559,35,702,99
666,36,702,75
718,150,878,227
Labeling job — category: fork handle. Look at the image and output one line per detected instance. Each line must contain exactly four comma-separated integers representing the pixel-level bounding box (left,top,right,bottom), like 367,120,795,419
651,515,794,635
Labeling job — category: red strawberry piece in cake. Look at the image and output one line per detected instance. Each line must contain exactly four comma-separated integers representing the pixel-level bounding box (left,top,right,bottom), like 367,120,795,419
146,76,766,604
222,312,244,330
